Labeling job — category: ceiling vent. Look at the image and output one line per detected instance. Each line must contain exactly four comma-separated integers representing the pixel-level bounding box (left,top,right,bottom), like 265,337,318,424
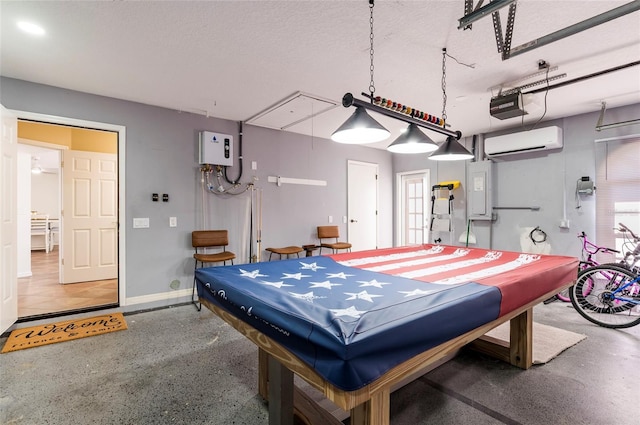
484,126,563,157
245,91,338,131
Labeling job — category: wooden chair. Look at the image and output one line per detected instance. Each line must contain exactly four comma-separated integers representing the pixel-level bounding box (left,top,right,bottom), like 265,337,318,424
317,225,352,254
30,214,50,252
265,246,304,261
192,230,235,311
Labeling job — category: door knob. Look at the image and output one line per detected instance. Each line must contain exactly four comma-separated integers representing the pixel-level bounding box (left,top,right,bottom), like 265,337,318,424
350,219,358,223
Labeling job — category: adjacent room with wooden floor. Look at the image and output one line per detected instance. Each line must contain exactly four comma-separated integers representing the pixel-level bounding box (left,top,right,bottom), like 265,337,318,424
18,247,118,318
15,122,120,320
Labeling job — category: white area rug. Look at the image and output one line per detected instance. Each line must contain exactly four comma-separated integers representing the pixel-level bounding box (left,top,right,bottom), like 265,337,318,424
485,322,587,364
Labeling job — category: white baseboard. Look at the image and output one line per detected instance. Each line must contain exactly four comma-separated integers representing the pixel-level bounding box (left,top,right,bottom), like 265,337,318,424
125,288,192,307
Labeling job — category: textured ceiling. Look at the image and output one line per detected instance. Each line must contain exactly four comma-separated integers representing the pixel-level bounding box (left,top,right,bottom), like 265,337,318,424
2,1,640,150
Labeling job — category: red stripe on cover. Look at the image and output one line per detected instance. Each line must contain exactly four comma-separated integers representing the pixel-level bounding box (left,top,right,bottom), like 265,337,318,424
331,245,579,317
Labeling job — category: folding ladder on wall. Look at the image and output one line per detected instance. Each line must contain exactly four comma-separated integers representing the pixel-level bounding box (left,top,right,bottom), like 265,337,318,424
430,181,459,244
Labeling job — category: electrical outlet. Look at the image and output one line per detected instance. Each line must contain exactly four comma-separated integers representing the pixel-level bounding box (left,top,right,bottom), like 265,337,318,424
559,219,570,229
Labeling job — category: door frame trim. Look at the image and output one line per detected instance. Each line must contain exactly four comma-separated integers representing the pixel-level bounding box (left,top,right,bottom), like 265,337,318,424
347,159,379,250
396,169,430,246
10,109,127,306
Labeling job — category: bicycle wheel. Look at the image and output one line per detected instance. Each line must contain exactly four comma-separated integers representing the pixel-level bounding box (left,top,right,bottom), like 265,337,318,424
570,264,640,328
555,288,571,302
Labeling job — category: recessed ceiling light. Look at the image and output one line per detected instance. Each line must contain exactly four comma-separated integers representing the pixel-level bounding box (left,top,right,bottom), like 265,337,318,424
17,21,45,36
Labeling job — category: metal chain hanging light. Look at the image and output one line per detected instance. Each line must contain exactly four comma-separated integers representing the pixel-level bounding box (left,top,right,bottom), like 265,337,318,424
428,49,473,161
387,46,441,154
333,4,463,148
331,0,390,144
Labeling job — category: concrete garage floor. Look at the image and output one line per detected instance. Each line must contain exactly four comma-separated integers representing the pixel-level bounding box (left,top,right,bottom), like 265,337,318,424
1,301,638,425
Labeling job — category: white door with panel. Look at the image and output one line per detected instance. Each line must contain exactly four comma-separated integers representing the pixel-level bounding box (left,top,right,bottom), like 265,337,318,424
1,105,18,333
398,170,430,246
347,160,378,252
62,149,118,284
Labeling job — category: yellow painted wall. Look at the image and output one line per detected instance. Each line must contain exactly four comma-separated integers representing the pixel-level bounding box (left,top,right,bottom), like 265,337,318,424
18,121,117,153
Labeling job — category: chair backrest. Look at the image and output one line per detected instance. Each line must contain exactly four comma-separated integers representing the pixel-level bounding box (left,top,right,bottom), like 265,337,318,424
317,225,340,240
192,230,229,249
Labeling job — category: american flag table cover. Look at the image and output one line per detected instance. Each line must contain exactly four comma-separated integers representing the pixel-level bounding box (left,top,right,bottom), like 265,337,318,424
195,244,578,391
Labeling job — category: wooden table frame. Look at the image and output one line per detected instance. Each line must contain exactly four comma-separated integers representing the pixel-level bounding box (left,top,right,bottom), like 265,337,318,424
199,280,573,425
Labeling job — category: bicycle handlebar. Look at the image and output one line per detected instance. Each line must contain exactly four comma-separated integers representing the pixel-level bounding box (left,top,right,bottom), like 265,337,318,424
579,232,619,255
618,223,639,241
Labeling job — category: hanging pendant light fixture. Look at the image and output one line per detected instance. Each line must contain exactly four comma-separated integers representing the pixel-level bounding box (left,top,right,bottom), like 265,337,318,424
387,123,438,153
334,9,466,150
429,49,473,161
429,135,474,160
331,106,390,144
331,0,390,145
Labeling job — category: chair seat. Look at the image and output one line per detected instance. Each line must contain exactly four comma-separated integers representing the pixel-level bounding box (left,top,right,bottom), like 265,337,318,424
194,252,236,263
266,246,304,255
321,242,352,250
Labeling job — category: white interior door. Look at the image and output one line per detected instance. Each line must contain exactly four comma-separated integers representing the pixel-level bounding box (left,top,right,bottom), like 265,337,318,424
62,149,118,283
1,105,18,333
397,170,430,246
347,160,378,251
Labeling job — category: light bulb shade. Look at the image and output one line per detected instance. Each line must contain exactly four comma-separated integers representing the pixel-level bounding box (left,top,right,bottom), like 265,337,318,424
429,136,474,161
331,106,390,144
387,123,439,154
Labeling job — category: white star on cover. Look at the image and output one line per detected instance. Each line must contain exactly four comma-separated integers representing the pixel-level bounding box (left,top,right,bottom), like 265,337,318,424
239,269,267,279
344,290,382,302
299,262,325,272
399,288,436,297
309,280,342,289
282,272,311,280
326,272,354,279
358,279,391,289
260,280,294,289
289,291,325,303
329,306,368,319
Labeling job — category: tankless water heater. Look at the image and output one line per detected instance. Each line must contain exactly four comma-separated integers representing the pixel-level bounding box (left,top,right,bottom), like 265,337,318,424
199,131,233,166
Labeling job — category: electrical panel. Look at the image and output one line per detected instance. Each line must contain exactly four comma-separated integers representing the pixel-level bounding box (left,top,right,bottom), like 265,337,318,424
466,160,493,220
199,131,233,166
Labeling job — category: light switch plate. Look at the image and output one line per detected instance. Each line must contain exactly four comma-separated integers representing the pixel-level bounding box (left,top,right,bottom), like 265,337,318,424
169,217,177,227
133,217,149,228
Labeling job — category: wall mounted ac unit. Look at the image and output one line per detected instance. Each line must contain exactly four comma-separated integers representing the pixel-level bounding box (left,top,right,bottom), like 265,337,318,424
484,126,563,157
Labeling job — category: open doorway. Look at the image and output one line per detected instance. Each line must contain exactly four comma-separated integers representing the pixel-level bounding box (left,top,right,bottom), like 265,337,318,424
17,120,120,320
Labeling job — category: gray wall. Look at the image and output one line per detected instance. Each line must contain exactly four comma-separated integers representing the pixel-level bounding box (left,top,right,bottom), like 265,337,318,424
1,77,392,307
394,103,640,257
3,76,639,310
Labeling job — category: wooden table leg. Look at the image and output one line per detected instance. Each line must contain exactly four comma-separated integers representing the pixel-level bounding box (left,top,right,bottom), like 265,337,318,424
350,387,390,425
258,347,269,400
268,354,294,425
467,307,534,370
509,307,533,369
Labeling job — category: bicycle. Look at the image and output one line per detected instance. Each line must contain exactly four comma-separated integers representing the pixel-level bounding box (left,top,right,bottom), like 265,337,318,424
569,263,640,328
617,222,640,272
545,231,619,304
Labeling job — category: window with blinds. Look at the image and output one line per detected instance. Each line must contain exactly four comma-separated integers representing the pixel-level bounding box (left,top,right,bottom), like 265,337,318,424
594,137,640,263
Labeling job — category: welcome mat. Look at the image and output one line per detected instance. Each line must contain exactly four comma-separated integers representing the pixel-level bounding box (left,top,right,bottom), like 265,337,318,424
485,321,586,364
1,312,127,353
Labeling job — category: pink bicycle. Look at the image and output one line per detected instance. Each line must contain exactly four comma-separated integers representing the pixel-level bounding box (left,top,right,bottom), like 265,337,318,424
551,231,619,303
552,223,639,303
